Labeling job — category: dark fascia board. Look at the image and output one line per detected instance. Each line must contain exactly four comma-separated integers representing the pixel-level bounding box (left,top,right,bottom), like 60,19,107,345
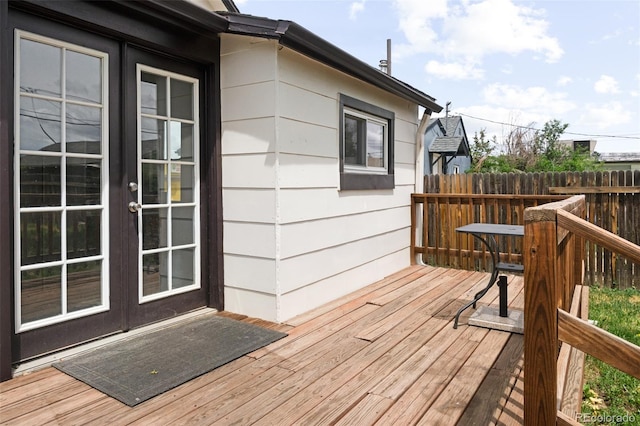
11,0,229,34
123,0,229,33
223,13,442,114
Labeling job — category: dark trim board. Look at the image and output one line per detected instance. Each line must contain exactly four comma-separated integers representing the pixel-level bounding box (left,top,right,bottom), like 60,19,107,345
0,0,14,382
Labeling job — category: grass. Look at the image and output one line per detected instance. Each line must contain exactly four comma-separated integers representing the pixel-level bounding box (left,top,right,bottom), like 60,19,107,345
581,286,640,425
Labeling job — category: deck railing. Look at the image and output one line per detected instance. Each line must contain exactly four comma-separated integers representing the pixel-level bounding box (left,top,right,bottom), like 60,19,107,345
523,195,640,426
410,193,567,270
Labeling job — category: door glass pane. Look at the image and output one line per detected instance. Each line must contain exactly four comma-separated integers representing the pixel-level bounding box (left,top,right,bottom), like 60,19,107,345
67,210,101,259
142,252,168,296
170,79,193,120
140,72,166,116
68,260,102,312
66,50,102,104
20,154,61,207
172,248,194,289
20,98,62,152
170,121,193,161
20,211,62,265
141,118,167,160
171,164,194,203
20,39,61,97
142,163,168,205
172,207,194,246
142,208,168,250
67,157,101,205
66,104,102,154
21,266,62,323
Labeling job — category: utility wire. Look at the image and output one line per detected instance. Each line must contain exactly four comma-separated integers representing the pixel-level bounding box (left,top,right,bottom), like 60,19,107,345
456,112,640,140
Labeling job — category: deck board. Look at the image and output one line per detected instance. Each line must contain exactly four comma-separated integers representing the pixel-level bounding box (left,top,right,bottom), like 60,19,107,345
0,265,529,425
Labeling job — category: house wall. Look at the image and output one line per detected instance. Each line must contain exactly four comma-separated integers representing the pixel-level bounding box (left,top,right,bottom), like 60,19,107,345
446,123,472,174
423,121,471,175
220,34,419,321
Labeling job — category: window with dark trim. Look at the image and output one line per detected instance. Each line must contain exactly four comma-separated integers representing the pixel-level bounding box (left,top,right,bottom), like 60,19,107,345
339,94,394,190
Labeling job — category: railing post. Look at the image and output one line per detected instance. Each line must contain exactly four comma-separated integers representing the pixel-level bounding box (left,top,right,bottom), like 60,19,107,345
524,211,558,425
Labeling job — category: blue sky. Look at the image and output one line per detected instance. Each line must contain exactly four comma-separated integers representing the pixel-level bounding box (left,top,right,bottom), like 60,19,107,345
237,0,640,153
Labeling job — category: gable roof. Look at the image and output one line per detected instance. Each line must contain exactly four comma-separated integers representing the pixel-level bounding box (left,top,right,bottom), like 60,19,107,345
221,12,442,113
429,136,467,154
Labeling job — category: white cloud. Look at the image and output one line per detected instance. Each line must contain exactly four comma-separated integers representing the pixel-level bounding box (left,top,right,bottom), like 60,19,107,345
393,0,563,75
482,83,576,115
425,60,484,80
594,75,621,94
557,76,573,87
578,101,632,129
349,0,366,20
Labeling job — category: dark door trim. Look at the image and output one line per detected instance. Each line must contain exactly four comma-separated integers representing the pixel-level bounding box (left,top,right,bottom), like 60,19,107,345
1,0,14,382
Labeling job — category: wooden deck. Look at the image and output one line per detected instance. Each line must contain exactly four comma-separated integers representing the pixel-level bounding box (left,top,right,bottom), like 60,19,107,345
1,265,528,425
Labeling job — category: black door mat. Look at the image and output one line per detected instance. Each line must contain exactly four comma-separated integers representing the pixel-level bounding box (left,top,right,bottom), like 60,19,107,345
53,314,286,406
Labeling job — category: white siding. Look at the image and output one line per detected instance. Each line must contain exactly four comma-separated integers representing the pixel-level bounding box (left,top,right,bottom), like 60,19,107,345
220,35,279,311
220,34,423,322
277,248,409,321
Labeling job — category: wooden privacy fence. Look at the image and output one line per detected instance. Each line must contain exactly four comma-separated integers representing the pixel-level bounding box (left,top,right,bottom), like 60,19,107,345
523,195,640,426
410,193,568,271
424,171,640,288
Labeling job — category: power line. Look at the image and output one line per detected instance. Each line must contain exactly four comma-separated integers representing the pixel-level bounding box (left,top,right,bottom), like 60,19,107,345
456,112,640,140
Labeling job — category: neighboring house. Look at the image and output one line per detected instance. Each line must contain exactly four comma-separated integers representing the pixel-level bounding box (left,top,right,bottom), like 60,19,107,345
598,153,640,171
424,116,471,175
0,0,442,379
558,139,597,155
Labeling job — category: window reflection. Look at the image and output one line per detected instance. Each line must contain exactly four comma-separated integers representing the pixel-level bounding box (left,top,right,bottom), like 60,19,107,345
172,248,194,289
170,79,193,120
141,72,167,116
66,104,101,154
143,252,169,296
67,158,101,205
21,266,62,323
66,50,101,103
20,39,61,97
68,261,102,312
20,98,62,152
20,154,61,207
67,210,101,259
141,118,167,160
142,208,168,250
20,212,62,266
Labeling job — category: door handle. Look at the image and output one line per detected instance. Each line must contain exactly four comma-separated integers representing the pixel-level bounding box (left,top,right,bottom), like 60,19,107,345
128,201,142,213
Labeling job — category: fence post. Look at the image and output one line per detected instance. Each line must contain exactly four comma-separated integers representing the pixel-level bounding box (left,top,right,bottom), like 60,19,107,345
524,209,558,425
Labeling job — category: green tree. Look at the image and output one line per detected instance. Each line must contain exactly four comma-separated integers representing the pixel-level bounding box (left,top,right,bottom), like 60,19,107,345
469,120,601,173
469,128,498,172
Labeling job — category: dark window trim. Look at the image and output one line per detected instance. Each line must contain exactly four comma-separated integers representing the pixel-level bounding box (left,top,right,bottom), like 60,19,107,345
339,93,394,190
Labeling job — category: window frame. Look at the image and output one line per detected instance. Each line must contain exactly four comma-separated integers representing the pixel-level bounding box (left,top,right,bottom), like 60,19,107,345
339,94,394,190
